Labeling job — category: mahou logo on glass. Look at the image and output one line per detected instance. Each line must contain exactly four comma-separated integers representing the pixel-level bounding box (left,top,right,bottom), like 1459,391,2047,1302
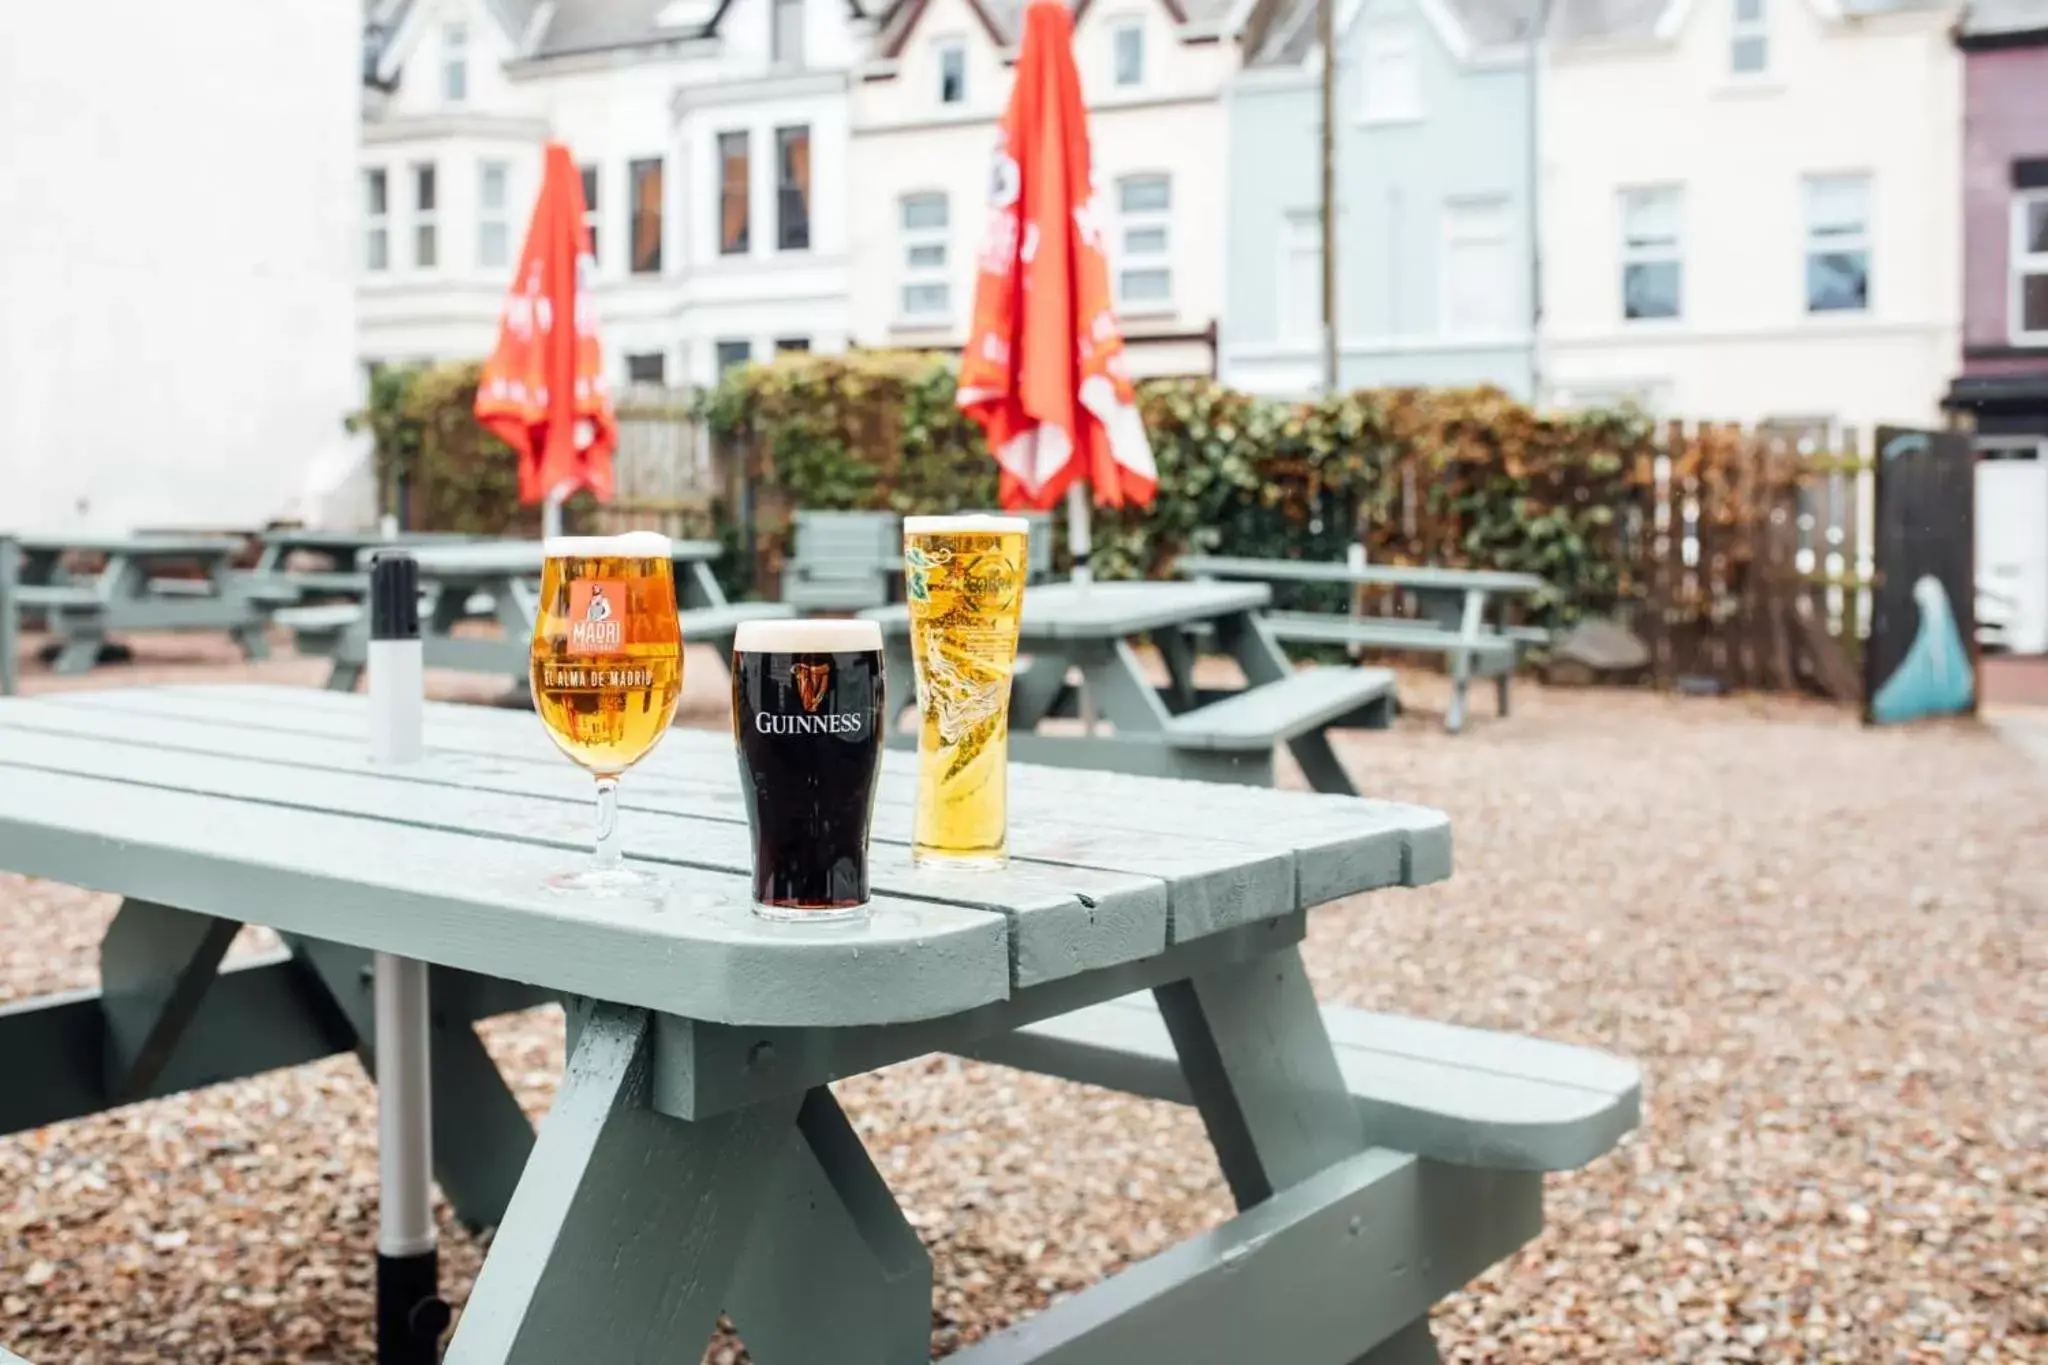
566,580,628,654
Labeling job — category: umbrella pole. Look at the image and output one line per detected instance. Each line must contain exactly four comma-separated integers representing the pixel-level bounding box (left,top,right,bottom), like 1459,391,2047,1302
542,479,577,540
1065,483,1099,734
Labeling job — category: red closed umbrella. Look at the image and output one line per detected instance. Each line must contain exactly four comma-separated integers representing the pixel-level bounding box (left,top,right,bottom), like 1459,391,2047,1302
474,141,617,530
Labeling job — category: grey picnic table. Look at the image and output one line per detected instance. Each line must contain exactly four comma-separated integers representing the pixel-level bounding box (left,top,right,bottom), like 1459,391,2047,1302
247,528,477,600
1178,556,1551,734
0,683,1638,1364
864,580,1399,797
302,539,789,693
0,533,269,693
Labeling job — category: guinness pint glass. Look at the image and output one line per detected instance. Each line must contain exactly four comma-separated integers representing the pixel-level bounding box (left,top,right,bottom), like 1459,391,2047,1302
732,618,886,920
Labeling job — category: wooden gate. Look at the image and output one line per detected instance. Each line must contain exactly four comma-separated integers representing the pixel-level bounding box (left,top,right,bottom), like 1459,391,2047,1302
1863,427,1978,724
590,386,725,538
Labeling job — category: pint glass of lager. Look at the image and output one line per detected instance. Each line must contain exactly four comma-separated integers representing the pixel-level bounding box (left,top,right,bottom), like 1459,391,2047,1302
732,618,886,920
903,514,1029,868
529,531,683,898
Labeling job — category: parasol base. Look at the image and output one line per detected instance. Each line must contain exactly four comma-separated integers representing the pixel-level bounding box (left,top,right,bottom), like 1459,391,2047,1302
377,1249,450,1365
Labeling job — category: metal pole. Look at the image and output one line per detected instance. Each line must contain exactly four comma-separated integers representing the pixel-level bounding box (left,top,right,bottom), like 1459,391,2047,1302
1527,0,1549,404
1065,481,1099,733
0,535,18,697
1319,0,1339,395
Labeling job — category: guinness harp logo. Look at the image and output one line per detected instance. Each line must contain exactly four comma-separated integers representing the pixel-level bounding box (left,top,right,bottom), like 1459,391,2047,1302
793,662,831,714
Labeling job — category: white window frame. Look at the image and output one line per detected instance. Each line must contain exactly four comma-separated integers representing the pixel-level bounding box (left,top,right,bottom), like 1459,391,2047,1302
478,160,511,271
1111,19,1145,89
1802,173,1871,315
580,164,602,267
362,168,390,274
1279,210,1323,344
442,21,469,103
2013,189,2048,345
1115,173,1173,313
771,0,805,69
1440,196,1515,337
1619,184,1683,322
1729,0,1768,76
1357,20,1423,125
937,39,967,105
899,191,951,321
412,162,438,272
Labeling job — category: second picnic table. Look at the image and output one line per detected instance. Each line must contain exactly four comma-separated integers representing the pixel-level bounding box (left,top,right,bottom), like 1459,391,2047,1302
865,580,1396,796
1179,556,1551,733
288,538,789,693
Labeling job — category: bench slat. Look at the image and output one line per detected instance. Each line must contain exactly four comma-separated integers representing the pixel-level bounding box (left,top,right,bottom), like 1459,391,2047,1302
1266,612,1517,658
1167,667,1394,749
12,586,102,609
275,604,363,632
678,601,794,640
969,993,1640,1172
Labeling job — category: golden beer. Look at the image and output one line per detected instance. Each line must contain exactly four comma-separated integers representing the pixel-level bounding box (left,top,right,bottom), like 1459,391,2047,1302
904,515,1029,868
531,537,684,775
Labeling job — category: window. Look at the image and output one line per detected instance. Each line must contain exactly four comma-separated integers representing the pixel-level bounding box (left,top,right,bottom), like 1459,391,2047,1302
776,126,811,252
2014,191,2048,343
1280,210,1323,343
580,165,601,264
715,340,753,377
1112,21,1144,88
938,41,966,105
772,0,804,67
362,169,389,272
442,22,468,103
1359,22,1422,123
1730,0,1767,75
718,132,750,256
1115,174,1172,309
625,352,667,384
629,157,664,274
1803,174,1870,314
1620,185,1682,320
900,191,950,317
412,163,438,269
1442,197,1515,335
776,337,811,353
478,161,510,270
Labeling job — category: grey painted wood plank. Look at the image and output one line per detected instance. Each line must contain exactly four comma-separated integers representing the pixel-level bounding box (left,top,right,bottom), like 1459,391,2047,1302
969,994,1642,1172
1179,556,1546,595
945,1149,1541,1365
865,580,1272,642
0,723,1165,991
1167,667,1394,748
1266,613,1518,660
12,534,246,557
96,898,241,1101
38,685,1450,914
376,538,724,574
446,1006,800,1365
0,764,1010,1028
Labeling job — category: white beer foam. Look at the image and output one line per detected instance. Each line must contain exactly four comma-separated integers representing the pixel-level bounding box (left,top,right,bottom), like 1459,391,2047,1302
543,531,673,558
902,514,1032,536
734,617,884,652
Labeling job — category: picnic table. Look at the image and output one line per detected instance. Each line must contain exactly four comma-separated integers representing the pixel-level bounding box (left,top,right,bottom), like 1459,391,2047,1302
0,683,1639,1363
247,528,475,600
0,533,271,694
285,539,788,693
1178,556,1551,734
866,580,1396,797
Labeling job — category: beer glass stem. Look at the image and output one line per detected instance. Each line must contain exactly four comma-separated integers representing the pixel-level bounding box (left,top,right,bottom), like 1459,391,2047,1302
592,776,623,870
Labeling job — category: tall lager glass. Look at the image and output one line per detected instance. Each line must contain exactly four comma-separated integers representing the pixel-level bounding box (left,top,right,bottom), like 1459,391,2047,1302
904,514,1029,869
530,531,683,897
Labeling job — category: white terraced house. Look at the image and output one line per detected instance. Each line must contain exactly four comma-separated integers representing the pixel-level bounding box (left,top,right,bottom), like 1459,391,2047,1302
359,0,872,389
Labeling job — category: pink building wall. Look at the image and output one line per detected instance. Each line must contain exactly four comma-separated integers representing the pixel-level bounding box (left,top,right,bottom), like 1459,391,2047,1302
1961,44,2048,361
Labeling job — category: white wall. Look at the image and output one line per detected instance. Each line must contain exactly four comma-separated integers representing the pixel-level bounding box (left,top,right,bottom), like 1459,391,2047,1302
849,0,1232,369
0,0,364,530
1541,0,1961,429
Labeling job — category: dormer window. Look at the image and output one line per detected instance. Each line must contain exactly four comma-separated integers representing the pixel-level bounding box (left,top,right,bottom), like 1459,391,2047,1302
939,41,967,104
1730,0,1767,75
441,22,468,103
1112,21,1144,88
772,0,805,68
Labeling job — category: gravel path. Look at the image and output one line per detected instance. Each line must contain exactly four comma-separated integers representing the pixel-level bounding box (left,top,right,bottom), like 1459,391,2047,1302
0,634,2042,1362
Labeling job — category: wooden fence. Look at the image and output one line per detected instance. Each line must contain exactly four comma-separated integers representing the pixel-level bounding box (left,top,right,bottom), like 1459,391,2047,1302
586,385,727,540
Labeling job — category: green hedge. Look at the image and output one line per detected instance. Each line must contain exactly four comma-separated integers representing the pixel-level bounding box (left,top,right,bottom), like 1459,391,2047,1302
703,352,1653,624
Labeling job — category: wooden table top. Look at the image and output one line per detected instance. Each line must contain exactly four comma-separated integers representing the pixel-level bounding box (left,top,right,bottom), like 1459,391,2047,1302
0,685,1447,1029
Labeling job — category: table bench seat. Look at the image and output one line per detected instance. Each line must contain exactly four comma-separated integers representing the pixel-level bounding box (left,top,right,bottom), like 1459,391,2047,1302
972,993,1640,1173
275,603,363,656
1267,612,1519,666
12,585,101,611
1166,665,1395,750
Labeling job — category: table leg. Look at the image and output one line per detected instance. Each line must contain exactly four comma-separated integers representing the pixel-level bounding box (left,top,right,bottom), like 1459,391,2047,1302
726,1088,932,1365
1213,612,1358,797
1010,649,1076,730
684,560,728,611
445,1005,802,1365
1154,629,1200,713
1352,1319,1442,1364
98,899,241,1102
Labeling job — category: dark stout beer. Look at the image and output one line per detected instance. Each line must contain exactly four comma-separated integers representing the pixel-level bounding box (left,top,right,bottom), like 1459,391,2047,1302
732,618,886,920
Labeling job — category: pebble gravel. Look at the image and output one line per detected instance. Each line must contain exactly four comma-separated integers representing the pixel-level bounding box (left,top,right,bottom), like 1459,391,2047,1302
0,633,2041,1361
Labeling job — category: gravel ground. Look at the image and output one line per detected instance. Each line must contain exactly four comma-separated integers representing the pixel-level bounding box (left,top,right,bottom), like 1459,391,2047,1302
0,631,2042,1362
